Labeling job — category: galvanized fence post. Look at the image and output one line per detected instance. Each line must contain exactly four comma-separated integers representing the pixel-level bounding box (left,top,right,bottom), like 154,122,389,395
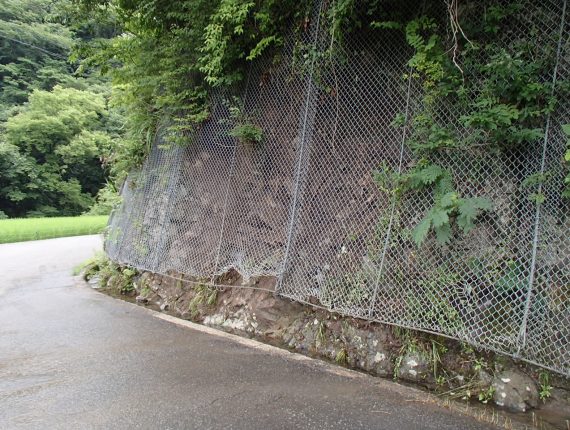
276,0,324,294
517,0,568,354
368,70,414,319
151,145,184,272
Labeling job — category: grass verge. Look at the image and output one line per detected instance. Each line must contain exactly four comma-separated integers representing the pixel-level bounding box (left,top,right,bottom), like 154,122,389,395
0,215,109,244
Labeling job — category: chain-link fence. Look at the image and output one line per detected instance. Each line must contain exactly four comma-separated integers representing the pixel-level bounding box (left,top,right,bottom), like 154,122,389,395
106,0,570,376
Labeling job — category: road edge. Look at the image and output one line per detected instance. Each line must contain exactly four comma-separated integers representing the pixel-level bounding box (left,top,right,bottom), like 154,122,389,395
78,278,535,429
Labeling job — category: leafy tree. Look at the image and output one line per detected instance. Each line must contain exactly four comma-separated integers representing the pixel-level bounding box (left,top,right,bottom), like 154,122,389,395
1,86,116,217
0,0,74,117
0,0,127,217
0,142,36,214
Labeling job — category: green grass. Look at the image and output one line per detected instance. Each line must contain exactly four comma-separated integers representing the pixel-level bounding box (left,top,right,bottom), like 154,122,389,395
0,215,109,244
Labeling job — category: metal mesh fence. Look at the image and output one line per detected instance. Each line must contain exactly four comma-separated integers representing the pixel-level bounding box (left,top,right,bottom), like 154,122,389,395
106,0,570,376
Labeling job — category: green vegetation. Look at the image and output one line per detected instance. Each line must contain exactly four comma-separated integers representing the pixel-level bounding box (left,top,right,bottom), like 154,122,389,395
79,252,138,294
334,347,348,365
228,122,263,147
2,86,117,217
390,327,500,405
477,385,495,404
73,0,309,166
315,320,327,346
406,266,464,332
73,250,108,275
2,0,319,219
371,1,566,246
188,283,218,319
376,163,493,245
2,0,565,229
563,124,570,197
225,97,263,146
0,0,124,218
0,215,108,243
538,371,553,402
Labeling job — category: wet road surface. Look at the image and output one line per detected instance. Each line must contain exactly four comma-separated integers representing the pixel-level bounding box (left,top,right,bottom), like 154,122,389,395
0,236,497,429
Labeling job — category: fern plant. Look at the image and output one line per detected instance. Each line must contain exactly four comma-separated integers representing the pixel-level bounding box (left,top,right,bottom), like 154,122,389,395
378,161,492,245
372,1,564,247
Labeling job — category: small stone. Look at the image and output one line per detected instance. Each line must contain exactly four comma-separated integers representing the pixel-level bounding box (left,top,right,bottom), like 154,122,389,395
160,302,169,311
478,370,493,386
373,352,385,363
87,276,100,286
135,295,148,304
203,314,225,326
492,370,539,412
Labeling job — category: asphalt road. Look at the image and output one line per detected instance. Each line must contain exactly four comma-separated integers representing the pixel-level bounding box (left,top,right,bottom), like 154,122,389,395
0,235,497,430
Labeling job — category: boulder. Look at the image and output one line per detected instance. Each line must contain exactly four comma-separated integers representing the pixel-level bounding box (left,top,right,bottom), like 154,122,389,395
398,350,431,382
364,338,392,377
492,370,539,412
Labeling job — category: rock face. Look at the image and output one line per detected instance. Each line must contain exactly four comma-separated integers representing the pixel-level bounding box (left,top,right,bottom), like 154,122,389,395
398,350,431,383
492,370,539,412
132,271,400,376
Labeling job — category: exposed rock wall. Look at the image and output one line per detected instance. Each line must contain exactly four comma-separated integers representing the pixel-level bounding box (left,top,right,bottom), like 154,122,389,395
94,267,570,428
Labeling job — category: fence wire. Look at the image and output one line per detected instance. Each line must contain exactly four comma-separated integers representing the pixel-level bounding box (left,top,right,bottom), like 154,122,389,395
106,0,570,376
